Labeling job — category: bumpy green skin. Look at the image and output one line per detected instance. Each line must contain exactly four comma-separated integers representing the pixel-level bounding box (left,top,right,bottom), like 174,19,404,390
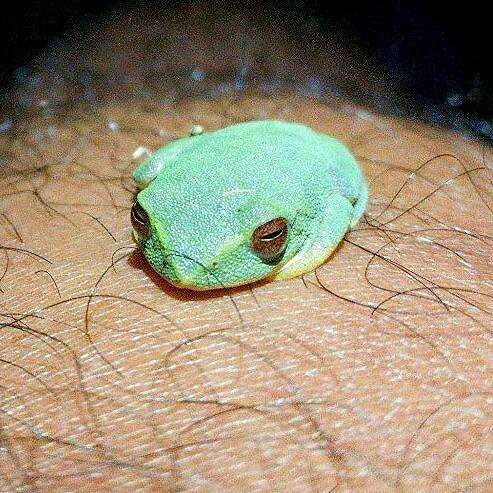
133,120,368,290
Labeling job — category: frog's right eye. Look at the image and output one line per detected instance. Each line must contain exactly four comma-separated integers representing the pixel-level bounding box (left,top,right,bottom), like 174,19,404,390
131,201,150,239
250,217,288,262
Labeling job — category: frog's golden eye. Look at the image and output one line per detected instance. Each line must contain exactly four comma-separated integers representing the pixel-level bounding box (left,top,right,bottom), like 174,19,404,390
131,201,150,239
250,217,288,261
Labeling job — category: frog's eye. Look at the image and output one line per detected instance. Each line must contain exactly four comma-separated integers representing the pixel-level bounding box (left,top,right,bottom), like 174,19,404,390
131,201,150,239
250,217,288,262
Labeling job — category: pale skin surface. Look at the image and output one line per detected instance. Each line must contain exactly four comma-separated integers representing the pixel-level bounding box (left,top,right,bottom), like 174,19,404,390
1,6,493,493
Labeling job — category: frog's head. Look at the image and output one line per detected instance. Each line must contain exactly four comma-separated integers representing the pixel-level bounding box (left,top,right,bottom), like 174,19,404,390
131,190,299,291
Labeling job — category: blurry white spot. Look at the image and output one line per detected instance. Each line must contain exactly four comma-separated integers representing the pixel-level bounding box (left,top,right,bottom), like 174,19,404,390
0,119,12,132
478,120,493,136
305,75,325,97
33,307,43,316
305,368,319,377
38,99,49,108
189,124,204,136
356,109,372,121
191,68,206,81
417,236,432,243
132,146,151,159
107,120,119,132
47,125,57,138
409,172,416,180
447,92,464,107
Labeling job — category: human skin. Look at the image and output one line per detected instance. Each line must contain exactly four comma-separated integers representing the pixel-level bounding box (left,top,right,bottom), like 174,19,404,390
1,5,493,493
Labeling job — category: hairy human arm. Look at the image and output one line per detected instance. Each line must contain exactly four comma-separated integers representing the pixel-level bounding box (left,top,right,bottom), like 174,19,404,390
1,5,492,492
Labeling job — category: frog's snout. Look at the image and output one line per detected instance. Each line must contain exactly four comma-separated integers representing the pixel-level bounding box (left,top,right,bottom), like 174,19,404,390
160,253,222,291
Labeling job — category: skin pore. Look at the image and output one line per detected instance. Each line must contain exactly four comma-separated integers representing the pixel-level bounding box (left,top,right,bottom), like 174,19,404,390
1,4,493,492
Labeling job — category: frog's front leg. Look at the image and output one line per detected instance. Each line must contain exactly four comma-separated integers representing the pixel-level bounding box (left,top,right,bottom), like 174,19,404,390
272,193,355,281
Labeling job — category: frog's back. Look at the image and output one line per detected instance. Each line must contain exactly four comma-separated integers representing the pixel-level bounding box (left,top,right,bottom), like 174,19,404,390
153,120,363,204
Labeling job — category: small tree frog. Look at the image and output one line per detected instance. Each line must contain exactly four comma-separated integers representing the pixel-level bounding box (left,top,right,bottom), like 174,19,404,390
131,120,368,290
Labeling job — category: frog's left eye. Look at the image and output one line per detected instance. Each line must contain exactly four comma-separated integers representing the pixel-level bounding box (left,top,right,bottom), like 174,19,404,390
131,201,150,239
250,217,288,262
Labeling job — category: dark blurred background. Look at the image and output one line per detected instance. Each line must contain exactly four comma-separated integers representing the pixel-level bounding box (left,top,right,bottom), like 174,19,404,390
0,0,491,137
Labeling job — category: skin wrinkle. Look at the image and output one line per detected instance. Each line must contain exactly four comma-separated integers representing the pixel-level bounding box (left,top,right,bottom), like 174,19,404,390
0,7,493,493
